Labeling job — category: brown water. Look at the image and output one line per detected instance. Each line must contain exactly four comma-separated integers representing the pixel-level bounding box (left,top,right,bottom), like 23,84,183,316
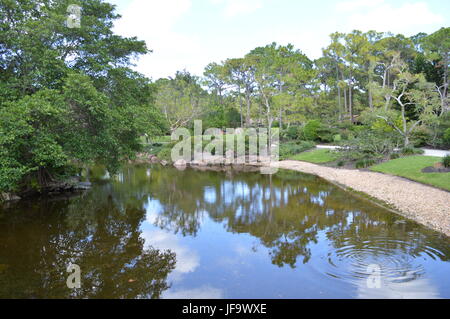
0,165,449,299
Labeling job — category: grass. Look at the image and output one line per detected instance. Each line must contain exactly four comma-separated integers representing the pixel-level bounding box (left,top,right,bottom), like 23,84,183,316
289,148,339,163
370,156,450,191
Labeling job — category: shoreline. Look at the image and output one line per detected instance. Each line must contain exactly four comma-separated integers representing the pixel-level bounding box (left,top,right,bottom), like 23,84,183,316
263,160,450,237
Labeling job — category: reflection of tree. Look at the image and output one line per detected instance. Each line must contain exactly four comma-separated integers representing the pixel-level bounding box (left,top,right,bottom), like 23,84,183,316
0,187,175,299
144,166,450,269
1,164,449,298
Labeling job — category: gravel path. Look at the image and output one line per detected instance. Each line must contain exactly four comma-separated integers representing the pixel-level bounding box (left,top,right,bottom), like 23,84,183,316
270,160,450,237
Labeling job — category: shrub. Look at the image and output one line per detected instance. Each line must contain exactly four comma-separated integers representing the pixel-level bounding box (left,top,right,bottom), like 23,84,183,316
333,134,342,143
337,160,345,167
301,120,321,141
400,146,424,156
444,128,450,145
442,155,450,168
157,146,174,163
279,141,315,160
338,130,399,161
284,125,300,140
355,158,376,169
390,153,400,160
411,127,431,147
316,126,336,143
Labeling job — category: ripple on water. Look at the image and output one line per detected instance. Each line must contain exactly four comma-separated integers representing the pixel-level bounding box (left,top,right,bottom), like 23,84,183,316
313,235,446,298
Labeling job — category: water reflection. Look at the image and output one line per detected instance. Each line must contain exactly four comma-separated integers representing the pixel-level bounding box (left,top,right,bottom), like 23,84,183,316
0,165,449,298
0,192,175,298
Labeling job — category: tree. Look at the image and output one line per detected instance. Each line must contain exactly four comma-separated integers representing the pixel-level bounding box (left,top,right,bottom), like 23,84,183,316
154,71,208,132
374,69,440,147
0,0,165,193
421,27,450,115
224,57,256,127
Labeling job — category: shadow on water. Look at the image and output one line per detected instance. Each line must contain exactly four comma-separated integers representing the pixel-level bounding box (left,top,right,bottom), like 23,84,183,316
0,164,449,298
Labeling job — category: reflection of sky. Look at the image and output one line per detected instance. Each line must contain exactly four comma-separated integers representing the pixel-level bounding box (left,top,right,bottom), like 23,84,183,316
357,276,440,299
138,174,449,299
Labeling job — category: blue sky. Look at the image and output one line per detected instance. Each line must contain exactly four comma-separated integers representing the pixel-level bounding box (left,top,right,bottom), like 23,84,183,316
109,0,449,79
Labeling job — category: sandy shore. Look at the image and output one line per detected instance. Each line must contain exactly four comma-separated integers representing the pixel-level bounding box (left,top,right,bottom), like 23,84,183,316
269,160,450,237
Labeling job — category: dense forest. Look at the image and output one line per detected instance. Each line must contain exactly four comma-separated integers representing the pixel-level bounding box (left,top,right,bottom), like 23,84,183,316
1,0,449,195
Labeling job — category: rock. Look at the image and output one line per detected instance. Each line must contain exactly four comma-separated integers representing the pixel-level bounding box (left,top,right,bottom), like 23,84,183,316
74,182,92,190
174,159,187,170
0,193,21,202
151,156,160,164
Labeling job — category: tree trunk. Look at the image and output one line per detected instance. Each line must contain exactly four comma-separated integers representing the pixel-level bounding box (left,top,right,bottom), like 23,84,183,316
245,88,251,127
336,66,342,121
238,84,243,127
343,86,348,115
279,107,282,131
349,85,353,123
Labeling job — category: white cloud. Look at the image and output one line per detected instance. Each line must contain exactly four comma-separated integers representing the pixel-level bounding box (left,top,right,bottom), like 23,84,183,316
113,0,206,79
110,0,446,79
336,0,385,12
211,0,263,17
335,0,444,34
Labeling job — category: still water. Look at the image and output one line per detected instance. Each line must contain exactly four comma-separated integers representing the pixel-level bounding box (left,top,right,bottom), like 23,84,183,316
0,165,449,299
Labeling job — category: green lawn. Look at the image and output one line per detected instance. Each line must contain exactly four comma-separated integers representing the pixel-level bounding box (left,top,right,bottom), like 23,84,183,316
370,156,450,191
289,148,339,163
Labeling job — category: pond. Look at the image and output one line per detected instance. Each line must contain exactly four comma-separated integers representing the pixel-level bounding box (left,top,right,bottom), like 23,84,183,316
0,165,449,299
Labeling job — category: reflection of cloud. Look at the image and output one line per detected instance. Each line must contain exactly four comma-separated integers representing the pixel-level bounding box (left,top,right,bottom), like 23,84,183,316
357,276,440,299
145,199,164,224
162,286,224,299
142,229,200,279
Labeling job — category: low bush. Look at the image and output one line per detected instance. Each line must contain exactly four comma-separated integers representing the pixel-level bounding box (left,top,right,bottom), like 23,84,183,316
390,153,400,160
338,130,400,162
400,146,424,156
283,125,301,141
443,128,450,145
411,127,431,147
300,120,321,141
157,147,173,163
279,141,316,160
355,158,376,169
442,155,450,168
333,134,342,143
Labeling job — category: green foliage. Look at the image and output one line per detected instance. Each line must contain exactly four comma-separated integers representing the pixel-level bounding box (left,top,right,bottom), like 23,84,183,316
279,141,316,160
390,153,400,160
337,160,345,167
157,147,173,163
283,125,301,141
300,120,321,141
400,146,424,156
0,0,165,193
355,158,376,169
291,149,339,163
410,127,431,147
333,134,342,143
443,128,450,145
339,130,400,162
442,155,450,168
